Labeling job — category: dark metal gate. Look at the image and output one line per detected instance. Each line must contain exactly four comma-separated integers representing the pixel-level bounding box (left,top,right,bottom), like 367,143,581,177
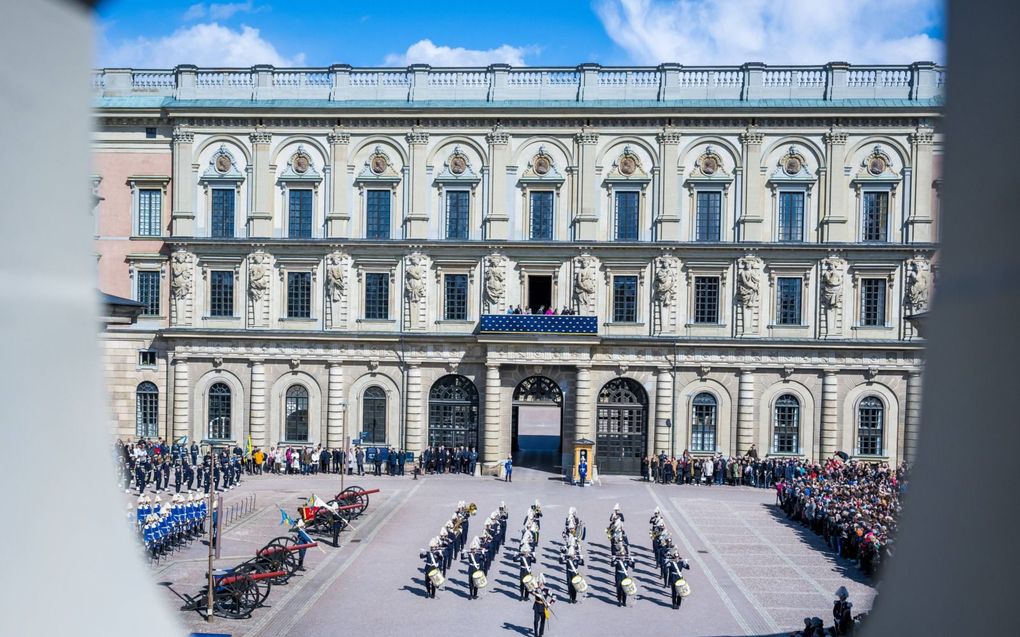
428,375,479,448
596,378,647,474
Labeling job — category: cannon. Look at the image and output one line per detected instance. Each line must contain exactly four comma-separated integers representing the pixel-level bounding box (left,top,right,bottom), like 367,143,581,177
297,499,362,535
163,567,284,619
330,487,380,517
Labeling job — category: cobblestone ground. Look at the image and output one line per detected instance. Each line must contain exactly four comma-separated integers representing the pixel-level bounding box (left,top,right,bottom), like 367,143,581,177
134,468,875,636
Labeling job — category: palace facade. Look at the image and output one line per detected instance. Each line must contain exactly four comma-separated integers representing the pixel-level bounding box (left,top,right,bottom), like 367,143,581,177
94,62,942,474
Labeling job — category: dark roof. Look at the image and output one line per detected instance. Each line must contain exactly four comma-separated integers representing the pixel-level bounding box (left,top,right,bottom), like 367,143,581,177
100,291,145,307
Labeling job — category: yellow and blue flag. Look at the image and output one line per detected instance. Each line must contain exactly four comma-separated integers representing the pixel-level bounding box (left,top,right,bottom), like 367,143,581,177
279,507,293,526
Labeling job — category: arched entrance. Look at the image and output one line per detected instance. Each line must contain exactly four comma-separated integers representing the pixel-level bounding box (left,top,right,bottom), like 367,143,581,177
596,378,648,474
512,376,563,469
428,375,479,448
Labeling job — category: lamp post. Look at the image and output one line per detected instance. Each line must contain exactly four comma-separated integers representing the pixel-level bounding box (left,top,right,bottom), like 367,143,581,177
338,400,348,492
670,339,679,459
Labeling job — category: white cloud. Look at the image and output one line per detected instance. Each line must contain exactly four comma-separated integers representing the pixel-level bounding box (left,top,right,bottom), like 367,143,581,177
101,23,305,68
182,2,260,21
595,0,945,65
384,39,536,67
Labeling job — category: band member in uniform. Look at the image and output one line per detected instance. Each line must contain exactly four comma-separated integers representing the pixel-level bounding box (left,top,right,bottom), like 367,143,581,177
465,537,485,599
518,543,535,601
531,573,555,637
420,538,443,598
173,460,183,494
559,543,585,603
611,550,636,607
833,586,853,635
663,548,691,609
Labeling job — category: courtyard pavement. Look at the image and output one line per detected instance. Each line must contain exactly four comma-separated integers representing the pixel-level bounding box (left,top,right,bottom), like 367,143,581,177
139,467,875,637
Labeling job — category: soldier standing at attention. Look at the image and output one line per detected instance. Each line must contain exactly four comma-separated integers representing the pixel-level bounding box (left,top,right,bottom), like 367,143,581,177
173,460,183,494
504,454,513,482
190,441,199,466
183,459,194,491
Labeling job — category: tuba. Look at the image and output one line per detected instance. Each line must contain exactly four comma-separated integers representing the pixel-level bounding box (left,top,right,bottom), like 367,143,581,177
467,503,477,516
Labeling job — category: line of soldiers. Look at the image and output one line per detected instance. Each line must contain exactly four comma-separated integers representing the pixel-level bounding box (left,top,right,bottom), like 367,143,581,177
649,507,692,609
120,449,244,496
515,500,555,637
131,492,208,560
557,507,588,604
420,501,509,599
606,503,639,607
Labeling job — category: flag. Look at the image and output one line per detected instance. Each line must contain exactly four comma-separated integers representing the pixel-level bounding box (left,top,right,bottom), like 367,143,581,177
176,435,188,445
279,507,293,526
246,434,253,459
308,494,327,509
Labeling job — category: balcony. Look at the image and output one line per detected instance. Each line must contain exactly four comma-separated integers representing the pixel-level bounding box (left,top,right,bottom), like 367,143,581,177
480,314,598,335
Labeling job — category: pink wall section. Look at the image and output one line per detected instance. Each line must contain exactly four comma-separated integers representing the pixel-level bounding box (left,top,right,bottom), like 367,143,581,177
93,150,171,299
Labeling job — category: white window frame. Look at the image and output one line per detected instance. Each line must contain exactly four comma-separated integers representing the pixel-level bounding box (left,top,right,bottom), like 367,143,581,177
128,176,170,238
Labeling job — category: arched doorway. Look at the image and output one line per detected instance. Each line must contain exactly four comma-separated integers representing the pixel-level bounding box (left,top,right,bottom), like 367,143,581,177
596,378,648,474
512,376,563,469
428,375,480,448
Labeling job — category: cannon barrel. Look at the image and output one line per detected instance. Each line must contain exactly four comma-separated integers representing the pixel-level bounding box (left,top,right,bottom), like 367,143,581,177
217,570,286,587
335,488,381,499
258,542,317,556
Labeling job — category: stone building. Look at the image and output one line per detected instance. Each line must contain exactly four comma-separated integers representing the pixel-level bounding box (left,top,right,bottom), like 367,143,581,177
94,62,942,474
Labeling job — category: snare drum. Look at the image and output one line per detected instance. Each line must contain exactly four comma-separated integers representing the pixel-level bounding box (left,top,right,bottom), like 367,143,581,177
427,568,445,587
522,573,537,592
472,570,488,589
674,576,691,597
621,577,637,595
571,575,588,594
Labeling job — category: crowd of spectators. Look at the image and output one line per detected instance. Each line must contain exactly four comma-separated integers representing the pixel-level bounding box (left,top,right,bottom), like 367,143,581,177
420,445,479,475
642,445,788,488
506,305,579,315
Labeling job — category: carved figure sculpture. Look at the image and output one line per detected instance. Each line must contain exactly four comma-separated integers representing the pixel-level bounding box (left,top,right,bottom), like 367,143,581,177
170,250,192,300
653,256,678,307
483,254,507,309
248,252,270,302
573,255,597,313
736,256,762,308
820,257,846,309
405,253,427,303
905,258,931,312
326,252,347,302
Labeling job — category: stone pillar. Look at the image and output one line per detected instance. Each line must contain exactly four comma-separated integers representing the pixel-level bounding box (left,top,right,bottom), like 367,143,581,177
820,370,839,459
654,367,673,455
172,356,190,441
326,128,351,237
738,128,765,241
484,363,501,463
326,361,345,449
485,126,511,240
405,127,430,239
656,128,682,240
249,359,266,448
908,128,935,243
574,364,594,442
405,363,423,453
822,130,850,242
736,368,755,455
171,126,195,236
904,370,923,463
574,128,600,241
249,127,274,237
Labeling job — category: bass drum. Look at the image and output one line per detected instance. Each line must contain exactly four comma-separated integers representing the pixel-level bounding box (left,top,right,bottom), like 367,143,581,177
674,577,691,597
427,568,445,587
571,575,588,594
621,577,637,595
522,573,537,592
472,570,488,589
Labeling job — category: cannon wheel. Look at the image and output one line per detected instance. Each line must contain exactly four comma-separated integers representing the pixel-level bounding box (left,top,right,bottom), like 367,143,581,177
214,573,264,619
233,562,275,604
260,536,302,580
338,486,369,516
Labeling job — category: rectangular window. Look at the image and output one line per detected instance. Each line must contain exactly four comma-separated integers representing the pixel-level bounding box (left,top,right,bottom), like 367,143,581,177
364,272,389,320
210,189,235,238
145,127,157,139
612,276,638,322
615,191,639,240
444,273,468,320
693,276,720,324
445,191,469,240
366,190,391,239
775,277,803,325
136,271,161,316
777,192,804,242
138,351,157,367
695,191,722,241
862,192,889,241
288,189,313,238
137,189,162,237
209,270,234,317
530,191,554,240
286,272,311,318
860,278,887,327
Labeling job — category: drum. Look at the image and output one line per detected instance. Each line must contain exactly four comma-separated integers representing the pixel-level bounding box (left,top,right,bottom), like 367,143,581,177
571,575,588,594
522,573,537,592
674,577,691,597
621,577,637,595
472,570,488,589
427,568,445,587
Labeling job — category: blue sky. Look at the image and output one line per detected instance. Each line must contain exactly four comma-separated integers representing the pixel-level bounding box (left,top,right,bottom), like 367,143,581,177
96,0,946,68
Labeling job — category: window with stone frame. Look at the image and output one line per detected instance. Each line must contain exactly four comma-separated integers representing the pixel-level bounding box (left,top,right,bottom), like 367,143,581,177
445,190,470,240
693,276,720,323
135,382,158,438
777,191,805,242
691,392,717,452
285,385,309,441
288,189,313,239
209,270,234,317
364,272,389,320
366,189,391,239
859,278,887,326
857,396,885,455
286,271,312,318
862,191,889,242
208,383,231,440
444,273,468,321
137,189,162,237
614,191,640,241
136,270,161,316
612,275,638,322
529,191,554,240
773,394,800,453
695,191,722,241
363,386,387,444
210,188,235,238
775,277,803,325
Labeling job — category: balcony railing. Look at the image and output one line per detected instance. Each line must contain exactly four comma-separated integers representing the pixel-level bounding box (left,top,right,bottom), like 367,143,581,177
480,314,598,335
92,62,944,103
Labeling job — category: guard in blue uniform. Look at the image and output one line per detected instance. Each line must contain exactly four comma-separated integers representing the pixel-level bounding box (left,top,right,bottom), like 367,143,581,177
420,538,443,598
611,550,635,607
517,544,535,601
663,548,690,609
559,544,585,603
465,538,485,599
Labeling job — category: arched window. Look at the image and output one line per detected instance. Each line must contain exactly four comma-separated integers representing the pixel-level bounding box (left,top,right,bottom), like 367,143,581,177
691,393,717,453
363,386,387,444
285,385,309,442
857,396,885,456
596,378,648,474
136,382,158,438
208,382,232,440
428,375,479,448
773,394,800,454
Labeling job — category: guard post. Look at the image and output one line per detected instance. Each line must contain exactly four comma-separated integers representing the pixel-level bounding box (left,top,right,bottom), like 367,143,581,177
572,438,595,485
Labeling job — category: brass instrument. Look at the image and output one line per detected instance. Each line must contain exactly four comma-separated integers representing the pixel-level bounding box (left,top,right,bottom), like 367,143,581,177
467,502,477,516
